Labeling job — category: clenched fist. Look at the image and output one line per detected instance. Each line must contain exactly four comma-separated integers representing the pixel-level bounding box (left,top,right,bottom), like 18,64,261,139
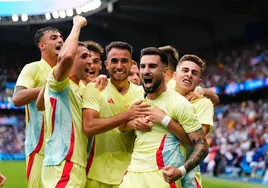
73,15,87,27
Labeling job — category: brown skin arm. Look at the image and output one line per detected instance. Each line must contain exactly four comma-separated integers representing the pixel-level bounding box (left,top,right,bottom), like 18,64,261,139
203,88,220,105
150,107,193,147
12,86,42,107
35,85,45,111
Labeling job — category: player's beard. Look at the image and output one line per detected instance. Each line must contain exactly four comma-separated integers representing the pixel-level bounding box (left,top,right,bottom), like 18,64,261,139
142,77,161,93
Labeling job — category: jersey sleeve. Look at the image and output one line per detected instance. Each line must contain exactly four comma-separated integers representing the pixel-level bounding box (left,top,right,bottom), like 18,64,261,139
46,67,69,92
15,64,37,89
195,98,214,132
173,98,202,134
82,83,101,113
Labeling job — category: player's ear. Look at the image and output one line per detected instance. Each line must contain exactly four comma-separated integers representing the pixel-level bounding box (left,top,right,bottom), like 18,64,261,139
104,60,108,70
38,42,45,50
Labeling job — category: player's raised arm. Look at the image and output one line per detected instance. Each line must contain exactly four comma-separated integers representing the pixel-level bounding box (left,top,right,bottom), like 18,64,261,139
53,16,87,82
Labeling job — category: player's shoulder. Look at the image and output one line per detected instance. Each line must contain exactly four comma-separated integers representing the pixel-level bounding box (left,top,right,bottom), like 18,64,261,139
129,83,144,93
192,97,213,107
166,89,189,103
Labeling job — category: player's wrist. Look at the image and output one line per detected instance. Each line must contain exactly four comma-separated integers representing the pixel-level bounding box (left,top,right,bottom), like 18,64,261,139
177,165,186,178
161,115,171,127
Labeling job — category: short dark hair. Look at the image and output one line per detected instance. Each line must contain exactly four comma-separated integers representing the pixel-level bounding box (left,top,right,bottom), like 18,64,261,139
34,27,61,47
85,40,104,55
105,41,133,56
140,47,169,67
159,45,179,71
178,54,206,72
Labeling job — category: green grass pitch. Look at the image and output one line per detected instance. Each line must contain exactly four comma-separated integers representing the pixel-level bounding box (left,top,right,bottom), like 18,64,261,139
0,161,266,188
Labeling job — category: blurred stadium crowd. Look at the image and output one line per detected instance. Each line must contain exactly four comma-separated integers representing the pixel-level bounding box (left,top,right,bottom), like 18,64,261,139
0,39,267,180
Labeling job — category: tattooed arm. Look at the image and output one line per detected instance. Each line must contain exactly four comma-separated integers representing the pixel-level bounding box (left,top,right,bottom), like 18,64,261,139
163,127,208,183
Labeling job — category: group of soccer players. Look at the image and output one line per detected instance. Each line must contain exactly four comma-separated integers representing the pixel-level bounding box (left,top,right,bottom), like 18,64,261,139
12,15,219,188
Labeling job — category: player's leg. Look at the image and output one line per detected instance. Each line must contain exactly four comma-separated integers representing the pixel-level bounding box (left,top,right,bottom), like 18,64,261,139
26,152,43,188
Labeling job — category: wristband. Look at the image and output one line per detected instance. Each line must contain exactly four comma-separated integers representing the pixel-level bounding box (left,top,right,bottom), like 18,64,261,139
161,115,171,127
178,166,186,177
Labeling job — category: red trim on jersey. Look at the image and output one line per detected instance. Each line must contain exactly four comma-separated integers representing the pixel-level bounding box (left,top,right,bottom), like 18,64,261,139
86,137,95,175
65,124,75,161
120,170,128,184
26,152,36,181
26,117,45,181
26,105,30,125
169,182,177,188
49,97,57,133
156,135,166,169
34,117,45,153
195,177,201,188
55,161,74,188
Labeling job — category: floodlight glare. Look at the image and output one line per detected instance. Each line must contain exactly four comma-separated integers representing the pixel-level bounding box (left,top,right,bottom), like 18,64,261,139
12,14,19,22
52,11,59,19
75,7,82,15
59,10,66,18
45,13,51,20
21,13,28,22
66,9,73,17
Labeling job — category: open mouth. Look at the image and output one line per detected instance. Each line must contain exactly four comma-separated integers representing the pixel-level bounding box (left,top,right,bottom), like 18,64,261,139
143,77,153,87
55,46,62,51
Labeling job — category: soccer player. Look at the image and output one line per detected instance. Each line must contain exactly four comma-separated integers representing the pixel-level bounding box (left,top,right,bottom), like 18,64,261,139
120,47,208,188
151,53,215,187
41,16,88,187
81,40,104,86
82,41,151,188
12,26,63,187
128,61,141,85
159,45,219,105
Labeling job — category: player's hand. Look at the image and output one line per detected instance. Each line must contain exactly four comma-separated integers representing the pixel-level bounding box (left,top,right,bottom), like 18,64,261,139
0,173,6,187
150,107,166,125
134,117,152,132
185,89,204,102
162,166,182,183
73,15,87,27
92,74,108,91
128,100,151,120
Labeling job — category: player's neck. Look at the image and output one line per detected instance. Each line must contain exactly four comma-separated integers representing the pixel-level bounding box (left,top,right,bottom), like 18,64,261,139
147,82,166,100
175,85,186,96
69,74,80,85
41,53,57,67
111,79,130,95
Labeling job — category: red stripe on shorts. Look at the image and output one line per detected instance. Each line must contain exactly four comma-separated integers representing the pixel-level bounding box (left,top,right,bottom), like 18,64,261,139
195,177,201,188
156,135,166,169
55,161,74,188
86,137,95,175
26,152,36,181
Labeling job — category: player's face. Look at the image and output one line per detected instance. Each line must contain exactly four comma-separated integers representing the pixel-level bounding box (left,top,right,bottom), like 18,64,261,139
175,61,201,93
86,51,102,82
105,48,132,82
73,46,91,80
39,31,63,57
140,55,165,93
128,64,140,85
